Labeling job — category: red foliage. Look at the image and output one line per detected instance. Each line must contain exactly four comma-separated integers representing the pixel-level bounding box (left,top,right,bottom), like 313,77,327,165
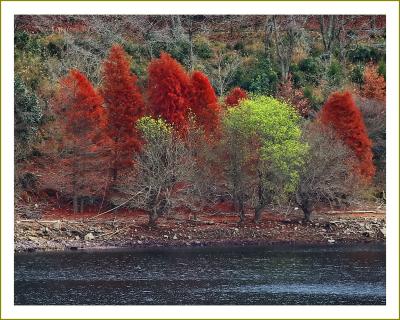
362,63,386,102
189,71,221,134
225,87,248,107
277,74,310,117
320,91,375,181
147,52,192,133
48,69,111,212
101,44,145,179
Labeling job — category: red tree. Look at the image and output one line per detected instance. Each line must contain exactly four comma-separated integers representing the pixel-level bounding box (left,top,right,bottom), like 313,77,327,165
101,44,145,180
320,91,375,181
147,52,192,132
189,71,221,134
225,87,248,107
362,63,386,102
50,69,111,213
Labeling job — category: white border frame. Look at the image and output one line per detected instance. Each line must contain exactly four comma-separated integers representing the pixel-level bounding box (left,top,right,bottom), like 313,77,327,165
2,1,399,319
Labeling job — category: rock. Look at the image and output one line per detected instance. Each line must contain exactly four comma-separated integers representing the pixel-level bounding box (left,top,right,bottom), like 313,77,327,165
53,221,62,230
75,235,80,240
233,228,239,233
195,240,201,245
134,229,137,232
137,240,143,244
28,236,37,242
84,233,95,241
172,234,178,240
379,228,386,238
322,228,327,232
188,235,192,240
163,235,169,239
327,239,335,244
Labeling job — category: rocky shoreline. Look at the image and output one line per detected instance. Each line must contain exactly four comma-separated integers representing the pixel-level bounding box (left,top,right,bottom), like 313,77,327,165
15,211,386,253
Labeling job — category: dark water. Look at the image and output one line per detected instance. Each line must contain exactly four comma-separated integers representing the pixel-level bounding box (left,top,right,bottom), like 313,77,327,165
14,244,385,305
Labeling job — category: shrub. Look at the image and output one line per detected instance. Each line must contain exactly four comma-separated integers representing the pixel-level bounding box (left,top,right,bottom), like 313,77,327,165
298,57,322,85
362,63,386,102
347,45,384,64
350,64,365,88
326,59,344,87
225,87,248,107
234,57,278,95
277,74,310,117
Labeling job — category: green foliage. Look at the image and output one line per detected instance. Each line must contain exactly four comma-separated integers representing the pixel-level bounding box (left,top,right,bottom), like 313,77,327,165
14,31,43,55
378,60,386,79
327,59,344,87
224,96,307,194
233,41,245,52
194,37,213,60
235,56,278,95
297,57,322,85
288,64,304,88
303,86,324,112
14,32,49,91
350,64,365,87
137,116,173,143
347,45,385,64
14,77,42,161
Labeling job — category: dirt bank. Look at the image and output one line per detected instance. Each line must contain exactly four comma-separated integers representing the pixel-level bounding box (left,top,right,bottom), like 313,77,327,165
14,203,386,252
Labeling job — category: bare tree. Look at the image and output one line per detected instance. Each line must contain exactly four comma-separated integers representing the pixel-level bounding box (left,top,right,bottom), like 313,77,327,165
271,15,307,81
296,122,359,221
207,49,242,96
113,118,202,226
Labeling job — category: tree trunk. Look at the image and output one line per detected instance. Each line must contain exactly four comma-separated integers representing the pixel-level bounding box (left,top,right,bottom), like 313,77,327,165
238,196,245,223
73,195,78,214
300,199,312,222
148,210,158,226
189,31,194,72
254,204,265,223
80,198,85,213
112,167,118,182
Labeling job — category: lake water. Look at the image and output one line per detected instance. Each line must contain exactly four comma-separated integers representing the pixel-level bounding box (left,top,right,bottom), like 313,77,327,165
14,243,385,305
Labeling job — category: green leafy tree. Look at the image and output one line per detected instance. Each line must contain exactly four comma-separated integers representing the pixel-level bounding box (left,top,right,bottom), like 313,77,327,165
223,96,307,222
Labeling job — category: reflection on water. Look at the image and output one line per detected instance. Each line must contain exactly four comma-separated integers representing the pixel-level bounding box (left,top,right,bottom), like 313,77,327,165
14,243,385,305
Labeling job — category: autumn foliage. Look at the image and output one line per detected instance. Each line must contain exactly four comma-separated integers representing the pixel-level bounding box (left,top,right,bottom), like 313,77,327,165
225,87,248,107
189,71,220,134
277,74,310,117
101,45,145,180
147,52,192,133
51,69,111,212
362,63,386,102
320,91,375,181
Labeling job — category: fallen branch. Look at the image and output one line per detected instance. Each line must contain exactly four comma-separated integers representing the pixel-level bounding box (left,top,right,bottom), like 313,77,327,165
86,191,143,222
